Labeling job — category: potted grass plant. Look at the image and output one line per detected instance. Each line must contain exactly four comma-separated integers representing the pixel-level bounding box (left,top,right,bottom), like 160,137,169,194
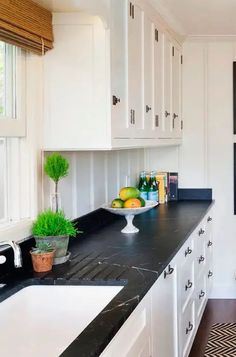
32,210,79,265
30,241,55,273
44,153,69,212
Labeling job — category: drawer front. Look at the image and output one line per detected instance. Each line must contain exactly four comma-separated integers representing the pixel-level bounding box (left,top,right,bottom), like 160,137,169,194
179,260,194,313
195,273,207,325
206,266,214,296
179,300,195,357
195,229,207,280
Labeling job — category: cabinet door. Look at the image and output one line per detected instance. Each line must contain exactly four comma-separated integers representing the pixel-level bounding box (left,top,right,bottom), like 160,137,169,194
111,0,130,138
163,34,173,137
151,262,178,357
143,14,154,137
127,1,144,136
172,45,182,138
153,26,164,138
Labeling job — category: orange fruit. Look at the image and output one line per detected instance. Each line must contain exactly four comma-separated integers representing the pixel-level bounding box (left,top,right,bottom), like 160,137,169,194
123,198,141,208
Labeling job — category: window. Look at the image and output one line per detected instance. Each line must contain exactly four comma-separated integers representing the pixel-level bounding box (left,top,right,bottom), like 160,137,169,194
0,41,33,241
0,41,25,137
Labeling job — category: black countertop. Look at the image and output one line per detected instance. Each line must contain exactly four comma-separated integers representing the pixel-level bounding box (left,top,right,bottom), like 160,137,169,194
0,200,214,357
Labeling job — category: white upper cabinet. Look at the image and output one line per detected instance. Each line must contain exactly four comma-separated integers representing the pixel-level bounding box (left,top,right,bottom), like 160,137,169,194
43,0,183,150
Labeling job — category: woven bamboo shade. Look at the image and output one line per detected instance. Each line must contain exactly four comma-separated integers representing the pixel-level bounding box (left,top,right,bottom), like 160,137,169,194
0,0,53,55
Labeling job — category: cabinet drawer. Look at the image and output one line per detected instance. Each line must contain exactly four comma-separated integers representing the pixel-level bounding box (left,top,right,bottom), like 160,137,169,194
195,228,206,280
195,273,207,325
179,260,194,313
179,300,195,357
206,266,214,296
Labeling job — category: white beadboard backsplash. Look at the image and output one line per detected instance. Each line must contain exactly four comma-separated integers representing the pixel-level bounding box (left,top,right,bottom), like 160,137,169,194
43,149,145,219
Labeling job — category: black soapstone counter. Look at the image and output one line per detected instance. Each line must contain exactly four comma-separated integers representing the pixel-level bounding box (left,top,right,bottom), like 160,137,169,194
0,200,214,357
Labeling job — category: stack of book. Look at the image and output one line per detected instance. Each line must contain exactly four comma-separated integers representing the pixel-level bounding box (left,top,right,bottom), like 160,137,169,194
155,172,178,204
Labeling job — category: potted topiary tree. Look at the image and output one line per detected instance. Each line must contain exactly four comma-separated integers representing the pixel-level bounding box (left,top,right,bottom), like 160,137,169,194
30,241,55,273
32,210,79,265
44,153,69,212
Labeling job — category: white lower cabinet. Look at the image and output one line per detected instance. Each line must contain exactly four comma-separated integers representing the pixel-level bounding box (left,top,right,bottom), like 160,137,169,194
100,292,152,357
101,208,213,357
151,262,178,357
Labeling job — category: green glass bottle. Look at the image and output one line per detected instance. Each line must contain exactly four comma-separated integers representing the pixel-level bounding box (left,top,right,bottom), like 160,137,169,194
148,171,159,202
138,171,148,200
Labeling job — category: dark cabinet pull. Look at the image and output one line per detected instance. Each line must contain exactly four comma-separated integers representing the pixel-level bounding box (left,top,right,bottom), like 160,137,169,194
185,280,193,291
155,115,159,127
198,255,205,264
185,247,192,257
208,241,213,247
132,4,134,18
164,265,174,279
146,105,152,113
198,228,205,236
165,110,170,117
199,290,205,299
207,216,212,222
130,109,135,124
112,95,120,106
186,322,193,335
208,270,213,278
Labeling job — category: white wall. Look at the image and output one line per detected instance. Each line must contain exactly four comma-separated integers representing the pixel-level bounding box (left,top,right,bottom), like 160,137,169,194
181,38,236,298
44,149,145,218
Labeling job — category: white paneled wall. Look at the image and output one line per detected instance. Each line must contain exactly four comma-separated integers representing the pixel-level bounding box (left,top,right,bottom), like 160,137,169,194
43,149,145,219
181,38,236,298
144,146,180,173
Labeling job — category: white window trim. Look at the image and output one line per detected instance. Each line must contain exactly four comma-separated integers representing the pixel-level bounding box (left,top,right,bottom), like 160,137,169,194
0,46,26,137
0,219,32,242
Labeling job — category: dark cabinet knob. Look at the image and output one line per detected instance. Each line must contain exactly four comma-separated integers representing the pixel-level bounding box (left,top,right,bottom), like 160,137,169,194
198,255,205,264
165,110,170,117
186,322,193,335
207,216,212,222
199,290,205,299
113,95,120,105
198,228,205,236
164,265,174,279
146,105,152,113
208,241,213,247
173,113,178,119
185,247,192,257
185,280,193,291
208,270,213,278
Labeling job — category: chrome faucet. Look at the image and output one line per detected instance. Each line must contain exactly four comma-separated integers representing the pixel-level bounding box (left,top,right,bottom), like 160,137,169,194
0,241,22,268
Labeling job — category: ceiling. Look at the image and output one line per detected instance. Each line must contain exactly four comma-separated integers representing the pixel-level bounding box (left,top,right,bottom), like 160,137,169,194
150,0,236,36
34,0,236,36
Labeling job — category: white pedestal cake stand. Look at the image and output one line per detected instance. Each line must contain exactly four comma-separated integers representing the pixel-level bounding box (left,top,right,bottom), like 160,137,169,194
102,200,158,234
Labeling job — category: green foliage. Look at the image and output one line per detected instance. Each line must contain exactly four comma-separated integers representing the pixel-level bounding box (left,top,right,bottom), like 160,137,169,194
32,241,54,254
32,210,79,237
44,153,69,184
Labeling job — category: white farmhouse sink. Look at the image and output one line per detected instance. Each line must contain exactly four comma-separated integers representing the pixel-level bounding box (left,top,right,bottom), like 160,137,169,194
0,285,123,357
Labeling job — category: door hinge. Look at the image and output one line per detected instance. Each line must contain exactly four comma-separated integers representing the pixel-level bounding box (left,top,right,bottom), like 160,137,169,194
172,46,175,56
155,29,159,42
181,55,183,64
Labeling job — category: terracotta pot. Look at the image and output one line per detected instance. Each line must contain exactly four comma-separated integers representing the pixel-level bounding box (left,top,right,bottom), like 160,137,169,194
30,250,55,273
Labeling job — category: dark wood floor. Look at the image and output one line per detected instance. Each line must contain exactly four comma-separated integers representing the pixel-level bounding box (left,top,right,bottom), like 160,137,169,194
189,299,236,357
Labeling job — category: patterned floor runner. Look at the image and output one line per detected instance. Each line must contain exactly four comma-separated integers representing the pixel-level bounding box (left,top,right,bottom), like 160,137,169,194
205,323,236,356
